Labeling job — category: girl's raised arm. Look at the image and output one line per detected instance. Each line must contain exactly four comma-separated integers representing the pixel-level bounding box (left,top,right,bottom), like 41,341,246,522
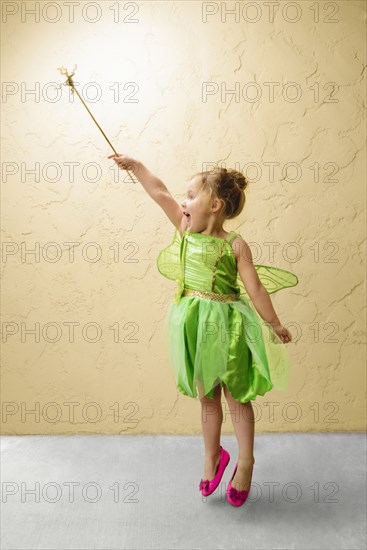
108,153,185,232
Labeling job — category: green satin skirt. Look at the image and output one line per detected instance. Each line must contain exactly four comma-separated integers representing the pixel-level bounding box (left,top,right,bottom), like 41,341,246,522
162,294,291,403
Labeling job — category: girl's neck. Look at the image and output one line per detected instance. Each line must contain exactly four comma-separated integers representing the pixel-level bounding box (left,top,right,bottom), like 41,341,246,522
200,230,228,238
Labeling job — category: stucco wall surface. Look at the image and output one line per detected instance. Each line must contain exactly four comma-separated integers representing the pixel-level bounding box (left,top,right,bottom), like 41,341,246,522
1,1,366,433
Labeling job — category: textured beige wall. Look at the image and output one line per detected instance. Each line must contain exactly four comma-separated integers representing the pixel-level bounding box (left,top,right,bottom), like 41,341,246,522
1,1,365,434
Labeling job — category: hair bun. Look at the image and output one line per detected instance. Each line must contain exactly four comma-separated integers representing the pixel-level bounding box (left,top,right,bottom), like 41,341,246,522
237,176,248,190
226,169,248,191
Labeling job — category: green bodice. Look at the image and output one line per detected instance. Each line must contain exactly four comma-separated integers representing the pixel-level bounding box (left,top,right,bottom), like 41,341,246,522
181,230,240,295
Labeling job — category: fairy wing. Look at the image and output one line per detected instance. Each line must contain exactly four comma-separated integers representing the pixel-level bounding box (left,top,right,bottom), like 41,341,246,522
156,227,182,282
237,265,299,300
156,228,299,295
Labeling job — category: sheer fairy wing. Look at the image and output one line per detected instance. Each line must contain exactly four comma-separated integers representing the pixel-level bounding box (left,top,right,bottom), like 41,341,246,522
237,265,299,300
156,228,299,297
232,231,299,298
156,227,182,281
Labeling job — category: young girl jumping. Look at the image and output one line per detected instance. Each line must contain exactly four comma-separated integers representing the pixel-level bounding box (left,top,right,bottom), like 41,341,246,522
108,153,298,507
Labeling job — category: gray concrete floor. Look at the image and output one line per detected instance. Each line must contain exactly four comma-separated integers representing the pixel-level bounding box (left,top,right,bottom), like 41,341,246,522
1,433,366,550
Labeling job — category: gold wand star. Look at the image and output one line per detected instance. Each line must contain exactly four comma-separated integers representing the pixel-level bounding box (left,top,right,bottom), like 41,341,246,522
57,64,136,185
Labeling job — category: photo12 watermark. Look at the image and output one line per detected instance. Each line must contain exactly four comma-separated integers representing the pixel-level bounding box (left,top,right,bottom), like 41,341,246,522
201,2,340,25
1,400,145,426
1,1,141,24
201,80,339,104
1,480,140,503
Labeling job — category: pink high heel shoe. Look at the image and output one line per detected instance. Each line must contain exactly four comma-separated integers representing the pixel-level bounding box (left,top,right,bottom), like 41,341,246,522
226,463,254,507
199,445,230,497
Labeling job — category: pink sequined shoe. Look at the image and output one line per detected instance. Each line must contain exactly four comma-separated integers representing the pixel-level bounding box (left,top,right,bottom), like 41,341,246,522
226,463,254,507
199,446,230,497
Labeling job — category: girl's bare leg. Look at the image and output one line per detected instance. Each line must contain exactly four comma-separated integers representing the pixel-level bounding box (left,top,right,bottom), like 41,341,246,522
223,384,255,491
199,383,223,479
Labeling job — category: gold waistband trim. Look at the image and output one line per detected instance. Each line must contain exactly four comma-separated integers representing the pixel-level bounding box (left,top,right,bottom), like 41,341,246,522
182,289,240,302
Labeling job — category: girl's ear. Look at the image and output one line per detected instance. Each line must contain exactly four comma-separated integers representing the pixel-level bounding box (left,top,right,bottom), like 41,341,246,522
211,196,225,213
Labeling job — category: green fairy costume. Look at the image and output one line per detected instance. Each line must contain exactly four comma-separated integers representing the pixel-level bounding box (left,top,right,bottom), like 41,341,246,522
157,228,299,403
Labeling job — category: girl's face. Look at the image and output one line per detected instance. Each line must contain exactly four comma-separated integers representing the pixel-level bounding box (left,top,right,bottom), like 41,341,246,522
181,176,212,232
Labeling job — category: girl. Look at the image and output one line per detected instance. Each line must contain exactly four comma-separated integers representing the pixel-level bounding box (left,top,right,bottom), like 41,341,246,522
108,153,298,507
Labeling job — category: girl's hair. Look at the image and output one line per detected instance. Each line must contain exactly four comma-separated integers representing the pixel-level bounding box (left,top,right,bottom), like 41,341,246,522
190,167,249,220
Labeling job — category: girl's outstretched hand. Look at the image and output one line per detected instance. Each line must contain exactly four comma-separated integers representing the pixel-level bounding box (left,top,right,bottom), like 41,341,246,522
273,324,293,343
107,153,138,172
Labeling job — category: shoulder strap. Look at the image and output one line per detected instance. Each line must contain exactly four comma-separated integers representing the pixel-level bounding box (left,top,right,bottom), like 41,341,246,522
226,231,241,245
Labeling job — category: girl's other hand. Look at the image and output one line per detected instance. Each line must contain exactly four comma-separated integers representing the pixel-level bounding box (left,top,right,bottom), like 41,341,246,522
273,324,293,343
107,153,138,172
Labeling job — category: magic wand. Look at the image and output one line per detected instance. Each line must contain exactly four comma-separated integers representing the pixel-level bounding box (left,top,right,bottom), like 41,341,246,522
57,65,136,185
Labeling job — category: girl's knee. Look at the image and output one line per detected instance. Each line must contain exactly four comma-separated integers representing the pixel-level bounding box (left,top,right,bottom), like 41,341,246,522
200,384,222,405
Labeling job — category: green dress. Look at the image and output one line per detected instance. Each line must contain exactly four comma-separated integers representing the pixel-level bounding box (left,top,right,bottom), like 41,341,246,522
157,228,299,403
